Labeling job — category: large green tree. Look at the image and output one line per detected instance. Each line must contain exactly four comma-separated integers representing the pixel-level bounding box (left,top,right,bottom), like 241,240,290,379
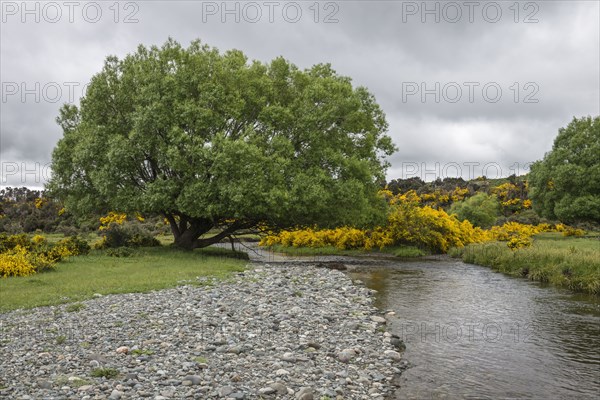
528,116,600,224
49,39,395,249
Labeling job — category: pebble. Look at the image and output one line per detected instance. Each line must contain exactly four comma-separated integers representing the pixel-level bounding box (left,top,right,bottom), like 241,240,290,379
0,263,403,399
384,350,402,361
370,316,387,324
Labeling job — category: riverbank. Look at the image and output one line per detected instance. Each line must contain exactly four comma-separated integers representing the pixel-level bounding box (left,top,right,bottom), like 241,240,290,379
265,244,426,258
451,233,600,294
0,264,406,399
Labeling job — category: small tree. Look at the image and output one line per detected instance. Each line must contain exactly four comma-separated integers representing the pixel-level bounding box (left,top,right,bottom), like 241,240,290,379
49,39,395,249
529,116,600,224
449,192,500,228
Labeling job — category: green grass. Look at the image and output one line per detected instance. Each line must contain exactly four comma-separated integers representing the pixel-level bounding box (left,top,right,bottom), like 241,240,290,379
131,349,154,356
0,246,247,312
453,234,600,294
91,367,119,379
267,244,426,258
65,302,86,312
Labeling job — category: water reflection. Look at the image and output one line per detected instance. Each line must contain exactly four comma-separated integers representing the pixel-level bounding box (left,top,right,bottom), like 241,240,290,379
349,259,600,399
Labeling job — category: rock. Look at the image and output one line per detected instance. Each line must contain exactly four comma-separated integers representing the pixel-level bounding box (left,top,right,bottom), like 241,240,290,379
390,338,406,351
337,349,356,363
116,346,129,354
269,382,288,395
88,353,109,363
316,262,347,271
182,375,201,385
229,392,245,399
109,389,124,399
218,386,234,396
384,350,402,361
370,316,386,324
259,387,276,395
37,379,52,389
296,387,314,400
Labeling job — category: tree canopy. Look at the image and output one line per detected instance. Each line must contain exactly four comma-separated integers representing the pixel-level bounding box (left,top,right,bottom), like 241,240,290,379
529,116,600,224
49,39,395,249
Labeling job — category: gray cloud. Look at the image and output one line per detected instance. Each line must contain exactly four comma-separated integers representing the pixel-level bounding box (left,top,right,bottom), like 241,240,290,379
1,0,598,187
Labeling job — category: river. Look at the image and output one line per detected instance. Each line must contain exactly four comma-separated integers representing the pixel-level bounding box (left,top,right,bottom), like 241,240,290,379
348,257,600,399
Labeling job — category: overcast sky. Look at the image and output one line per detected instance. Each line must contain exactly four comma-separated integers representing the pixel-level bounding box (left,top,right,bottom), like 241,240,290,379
1,0,599,188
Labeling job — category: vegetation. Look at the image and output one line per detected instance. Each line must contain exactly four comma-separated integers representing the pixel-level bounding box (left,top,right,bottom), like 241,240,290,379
48,38,395,250
0,246,246,312
451,233,600,294
267,243,426,258
0,234,90,277
529,116,600,224
263,190,488,254
449,192,500,228
91,368,119,379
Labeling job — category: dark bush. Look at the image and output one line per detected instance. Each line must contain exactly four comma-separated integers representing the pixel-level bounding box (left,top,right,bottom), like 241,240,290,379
57,236,91,256
98,222,160,249
507,209,541,225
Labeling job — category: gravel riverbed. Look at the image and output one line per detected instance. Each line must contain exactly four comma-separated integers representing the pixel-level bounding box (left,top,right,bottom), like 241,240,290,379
0,263,407,399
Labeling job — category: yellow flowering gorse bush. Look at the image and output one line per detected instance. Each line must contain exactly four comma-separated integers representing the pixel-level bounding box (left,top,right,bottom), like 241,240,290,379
0,234,90,277
99,212,127,230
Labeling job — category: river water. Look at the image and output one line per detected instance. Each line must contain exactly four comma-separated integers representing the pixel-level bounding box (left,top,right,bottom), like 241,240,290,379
240,244,599,399
348,257,600,399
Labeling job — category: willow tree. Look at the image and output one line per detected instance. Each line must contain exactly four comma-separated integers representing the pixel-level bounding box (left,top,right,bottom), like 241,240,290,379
49,39,395,249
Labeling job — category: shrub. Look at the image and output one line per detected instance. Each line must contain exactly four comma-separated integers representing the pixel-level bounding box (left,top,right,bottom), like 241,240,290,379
449,192,500,228
0,234,90,277
0,246,37,278
56,236,91,256
96,221,160,249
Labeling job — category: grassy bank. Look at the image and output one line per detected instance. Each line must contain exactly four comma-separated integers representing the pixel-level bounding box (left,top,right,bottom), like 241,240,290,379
0,246,247,312
267,244,426,258
451,233,600,294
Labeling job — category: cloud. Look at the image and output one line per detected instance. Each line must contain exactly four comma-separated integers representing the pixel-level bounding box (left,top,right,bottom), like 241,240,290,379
1,0,598,187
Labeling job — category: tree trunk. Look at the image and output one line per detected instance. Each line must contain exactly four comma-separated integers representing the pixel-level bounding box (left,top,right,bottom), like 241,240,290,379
174,228,201,250
164,213,251,251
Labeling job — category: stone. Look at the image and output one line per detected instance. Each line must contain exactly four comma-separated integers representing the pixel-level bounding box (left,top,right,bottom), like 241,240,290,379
337,349,356,363
258,387,276,395
218,386,234,396
296,387,314,400
37,379,52,389
370,316,386,324
108,389,124,399
269,382,288,395
182,375,202,385
384,350,402,361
